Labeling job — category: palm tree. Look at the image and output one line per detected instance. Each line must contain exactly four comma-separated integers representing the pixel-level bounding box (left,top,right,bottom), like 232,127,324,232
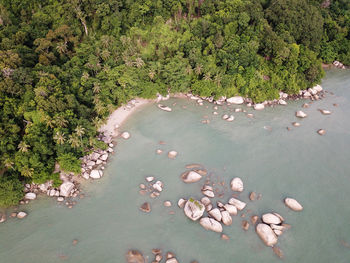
4,158,14,169
93,83,101,94
56,42,68,55
21,166,34,177
214,74,222,87
148,70,156,80
68,134,81,148
100,35,110,49
55,115,68,128
204,72,212,81
134,57,145,68
43,115,55,128
18,141,29,152
101,49,111,61
185,65,193,75
75,125,85,137
195,64,203,75
82,72,89,80
53,131,65,145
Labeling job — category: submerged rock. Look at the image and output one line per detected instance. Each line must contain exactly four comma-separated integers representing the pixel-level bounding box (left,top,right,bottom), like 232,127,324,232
292,122,301,127
121,132,131,139
164,201,172,207
168,151,178,159
317,129,326,135
249,192,256,201
181,170,202,183
256,223,278,247
272,246,284,259
319,109,331,115
157,104,172,112
184,199,205,221
199,217,223,233
242,220,250,230
230,177,244,192
177,198,186,208
284,197,303,211
296,111,307,118
17,212,27,219
140,202,151,213
126,250,145,263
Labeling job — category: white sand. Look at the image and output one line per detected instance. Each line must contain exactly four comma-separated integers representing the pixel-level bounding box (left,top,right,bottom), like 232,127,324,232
99,98,153,137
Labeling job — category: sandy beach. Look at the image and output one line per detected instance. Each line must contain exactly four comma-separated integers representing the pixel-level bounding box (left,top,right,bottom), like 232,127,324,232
99,98,153,137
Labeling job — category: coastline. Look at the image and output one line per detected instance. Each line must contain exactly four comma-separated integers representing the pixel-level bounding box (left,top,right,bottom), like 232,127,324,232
99,98,154,138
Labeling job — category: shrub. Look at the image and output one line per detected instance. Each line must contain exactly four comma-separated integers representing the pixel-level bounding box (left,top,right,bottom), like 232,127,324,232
0,175,24,207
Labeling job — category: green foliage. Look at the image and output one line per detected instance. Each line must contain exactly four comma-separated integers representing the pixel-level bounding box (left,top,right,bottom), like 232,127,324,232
0,175,24,207
0,0,349,204
57,153,81,174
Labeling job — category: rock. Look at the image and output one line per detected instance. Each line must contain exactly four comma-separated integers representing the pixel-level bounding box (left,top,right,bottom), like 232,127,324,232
302,103,310,108
140,202,151,213
184,199,205,221
249,192,256,201
90,169,101,179
284,197,303,211
221,234,230,240
313,84,323,92
139,184,146,190
168,151,178,159
165,258,178,263
202,189,214,198
226,115,234,122
166,252,175,259
278,99,287,105
274,229,283,236
152,181,163,192
296,110,307,118
0,214,6,223
208,208,222,221
205,203,213,212
254,104,265,110
146,176,154,182
262,213,282,225
121,132,130,139
303,91,311,97
221,211,232,226
256,223,278,247
86,160,96,166
217,201,224,208
224,204,237,215
126,250,145,263
164,201,172,207
177,198,186,208
17,212,27,219
273,212,285,222
292,122,301,127
199,217,223,233
152,249,162,255
201,197,211,206
246,113,254,118
317,129,326,135
226,96,244,104
100,154,108,161
242,220,250,230
228,197,246,211
222,114,229,120
270,224,285,231
157,104,172,112
60,182,75,197
57,197,64,202
181,171,202,183
156,149,163,154
24,192,36,200
230,177,244,192
320,109,331,115
272,246,284,259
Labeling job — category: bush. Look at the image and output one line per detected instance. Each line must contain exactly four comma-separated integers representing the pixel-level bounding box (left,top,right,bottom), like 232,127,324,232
0,175,24,207
57,153,82,174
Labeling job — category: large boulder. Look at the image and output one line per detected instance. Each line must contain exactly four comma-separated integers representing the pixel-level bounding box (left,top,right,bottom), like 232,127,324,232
256,223,278,247
90,170,102,179
284,198,303,211
126,250,145,263
230,177,244,192
24,193,36,200
262,213,282,225
181,171,202,183
184,199,205,221
17,212,27,219
59,182,74,197
228,198,246,211
226,96,244,105
221,211,232,226
224,204,237,215
199,217,223,233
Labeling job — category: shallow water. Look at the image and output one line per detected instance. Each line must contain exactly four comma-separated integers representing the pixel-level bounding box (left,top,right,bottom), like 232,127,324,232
1,69,350,263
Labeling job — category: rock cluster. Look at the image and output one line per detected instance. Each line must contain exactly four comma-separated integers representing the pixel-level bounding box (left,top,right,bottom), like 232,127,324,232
139,176,164,199
333,60,346,69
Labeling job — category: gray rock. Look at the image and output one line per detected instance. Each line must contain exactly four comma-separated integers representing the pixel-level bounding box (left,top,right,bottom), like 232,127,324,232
184,199,205,221
199,217,223,233
24,192,36,200
60,182,74,197
256,223,278,247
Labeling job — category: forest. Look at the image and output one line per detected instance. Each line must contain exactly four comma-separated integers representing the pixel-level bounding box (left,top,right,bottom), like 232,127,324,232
0,0,349,206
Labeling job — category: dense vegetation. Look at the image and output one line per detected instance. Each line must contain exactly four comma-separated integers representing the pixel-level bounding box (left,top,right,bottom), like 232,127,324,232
0,0,349,206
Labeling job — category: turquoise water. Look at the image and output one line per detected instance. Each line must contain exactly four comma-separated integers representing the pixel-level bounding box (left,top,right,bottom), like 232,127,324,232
1,69,350,262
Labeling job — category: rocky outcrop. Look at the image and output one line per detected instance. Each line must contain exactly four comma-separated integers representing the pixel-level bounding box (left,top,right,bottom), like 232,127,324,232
184,199,205,221
199,217,223,233
256,223,278,247
284,197,303,211
230,177,244,192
